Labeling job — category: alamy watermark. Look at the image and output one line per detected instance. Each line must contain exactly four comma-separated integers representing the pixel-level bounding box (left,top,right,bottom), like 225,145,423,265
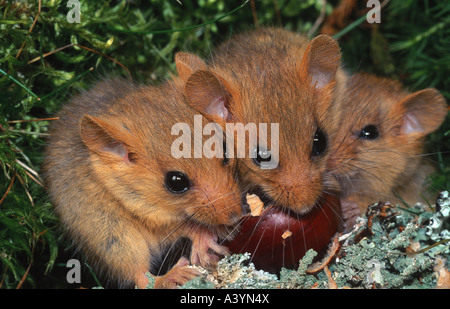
67,0,81,23
65,1,381,26
66,259,81,284
367,0,381,24
171,115,280,169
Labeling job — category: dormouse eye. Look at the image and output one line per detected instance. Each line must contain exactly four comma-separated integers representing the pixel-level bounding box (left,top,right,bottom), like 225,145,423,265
252,146,272,167
165,171,190,194
359,125,379,140
312,128,327,156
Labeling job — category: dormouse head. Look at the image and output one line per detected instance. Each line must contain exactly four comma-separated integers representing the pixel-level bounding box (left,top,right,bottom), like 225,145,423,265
79,81,244,232
329,73,447,196
175,30,342,215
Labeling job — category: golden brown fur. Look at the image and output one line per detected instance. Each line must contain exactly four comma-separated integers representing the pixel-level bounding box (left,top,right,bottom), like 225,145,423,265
42,78,244,288
175,27,347,216
328,73,447,227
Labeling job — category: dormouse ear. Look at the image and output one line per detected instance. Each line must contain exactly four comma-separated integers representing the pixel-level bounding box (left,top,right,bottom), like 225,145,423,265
299,35,341,89
399,88,447,136
80,115,130,162
175,52,208,82
185,70,232,124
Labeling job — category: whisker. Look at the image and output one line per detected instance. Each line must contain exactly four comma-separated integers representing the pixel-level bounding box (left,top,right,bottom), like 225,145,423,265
159,213,198,246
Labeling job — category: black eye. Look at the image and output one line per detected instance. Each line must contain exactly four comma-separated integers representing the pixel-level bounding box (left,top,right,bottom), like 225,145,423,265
312,128,327,156
165,171,190,194
252,146,272,167
359,125,379,140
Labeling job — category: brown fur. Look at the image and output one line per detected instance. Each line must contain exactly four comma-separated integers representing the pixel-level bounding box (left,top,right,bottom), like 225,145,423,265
328,72,447,227
176,27,347,215
320,0,358,36
42,78,244,288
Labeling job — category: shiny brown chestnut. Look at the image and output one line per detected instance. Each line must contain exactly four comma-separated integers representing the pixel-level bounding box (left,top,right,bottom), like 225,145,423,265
223,193,341,274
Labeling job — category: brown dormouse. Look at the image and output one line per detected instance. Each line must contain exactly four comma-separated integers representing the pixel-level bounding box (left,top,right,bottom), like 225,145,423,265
327,72,447,228
175,27,347,218
42,78,245,288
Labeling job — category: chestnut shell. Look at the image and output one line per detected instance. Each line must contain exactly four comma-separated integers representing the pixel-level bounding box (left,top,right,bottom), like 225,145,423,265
223,193,341,273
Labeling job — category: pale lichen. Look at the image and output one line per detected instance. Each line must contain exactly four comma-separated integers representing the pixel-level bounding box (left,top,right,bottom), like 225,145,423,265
424,191,450,257
178,191,450,289
181,253,278,289
278,249,319,288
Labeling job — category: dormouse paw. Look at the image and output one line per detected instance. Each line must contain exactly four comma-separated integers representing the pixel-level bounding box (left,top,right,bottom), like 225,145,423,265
154,257,200,289
341,199,362,232
190,231,229,269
